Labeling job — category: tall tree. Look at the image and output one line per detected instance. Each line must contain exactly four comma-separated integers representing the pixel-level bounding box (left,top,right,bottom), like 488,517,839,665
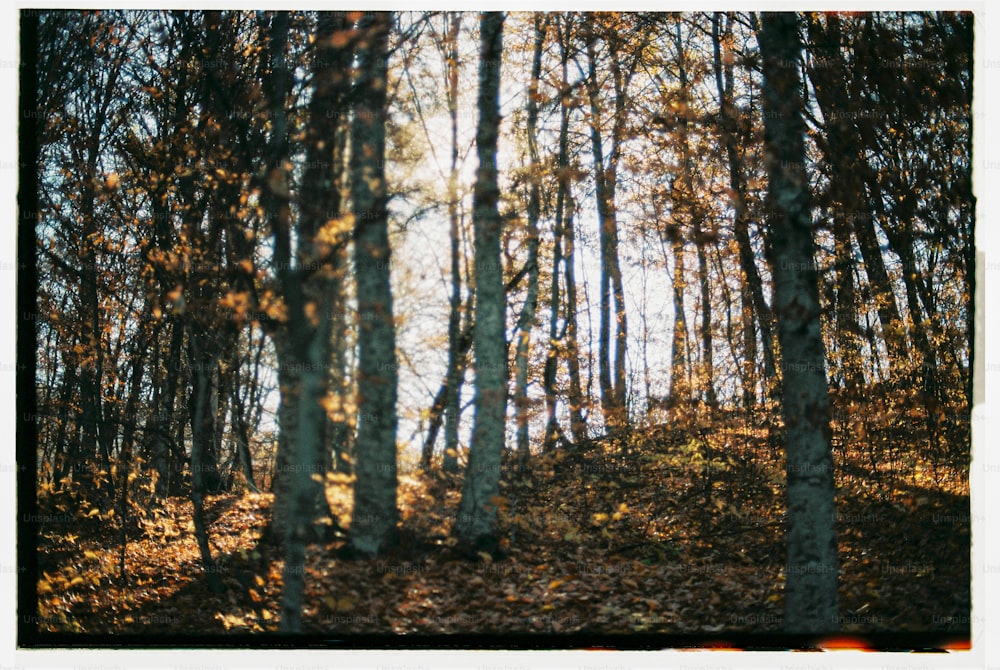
583,15,630,430
349,10,401,558
453,10,506,554
257,9,353,628
441,12,467,474
513,14,546,465
758,11,839,633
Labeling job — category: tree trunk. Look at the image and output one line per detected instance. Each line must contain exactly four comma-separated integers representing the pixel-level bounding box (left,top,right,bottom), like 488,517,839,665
673,19,715,411
442,11,465,475
759,11,839,634
230,341,260,493
349,11,400,558
557,18,586,442
664,231,689,413
584,20,628,431
514,15,545,465
186,332,224,594
541,38,565,452
260,10,343,631
306,12,355,478
453,11,506,554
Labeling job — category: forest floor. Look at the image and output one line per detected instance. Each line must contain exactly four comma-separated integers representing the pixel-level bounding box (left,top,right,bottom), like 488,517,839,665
33,415,971,638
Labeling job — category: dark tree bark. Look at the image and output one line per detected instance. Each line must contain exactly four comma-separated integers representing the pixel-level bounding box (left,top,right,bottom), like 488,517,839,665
229,338,260,493
758,11,839,634
453,11,507,553
185,330,224,594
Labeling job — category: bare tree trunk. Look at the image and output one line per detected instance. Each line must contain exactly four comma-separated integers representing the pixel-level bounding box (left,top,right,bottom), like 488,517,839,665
759,11,839,633
513,14,545,465
262,10,347,631
664,231,689,414
442,12,465,475
454,11,507,554
349,11,400,558
230,340,260,493
555,17,587,443
187,333,224,594
541,40,565,451
584,18,628,431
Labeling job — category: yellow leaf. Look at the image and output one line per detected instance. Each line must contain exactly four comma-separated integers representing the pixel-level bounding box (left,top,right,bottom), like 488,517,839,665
548,579,564,590
84,550,100,560
87,508,100,517
261,609,273,620
69,576,84,587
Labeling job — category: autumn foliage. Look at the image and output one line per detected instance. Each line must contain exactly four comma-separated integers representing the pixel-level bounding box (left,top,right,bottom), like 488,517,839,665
20,9,972,643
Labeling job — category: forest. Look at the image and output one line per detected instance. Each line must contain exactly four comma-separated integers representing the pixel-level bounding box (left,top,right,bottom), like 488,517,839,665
18,9,973,643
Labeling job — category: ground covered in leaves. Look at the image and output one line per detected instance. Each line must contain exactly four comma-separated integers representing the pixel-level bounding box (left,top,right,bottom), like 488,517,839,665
33,416,970,636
